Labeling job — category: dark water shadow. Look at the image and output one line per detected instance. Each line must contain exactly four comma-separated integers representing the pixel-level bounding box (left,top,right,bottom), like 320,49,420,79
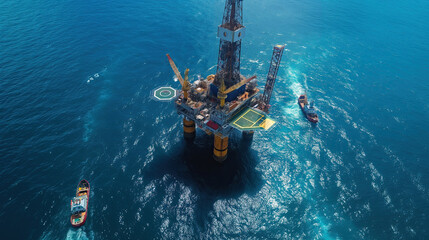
142,131,264,225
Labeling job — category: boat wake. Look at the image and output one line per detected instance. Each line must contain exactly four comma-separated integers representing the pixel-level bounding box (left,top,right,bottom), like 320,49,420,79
65,229,94,240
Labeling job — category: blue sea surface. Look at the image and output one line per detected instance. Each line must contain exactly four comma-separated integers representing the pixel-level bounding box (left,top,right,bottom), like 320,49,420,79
1,0,429,239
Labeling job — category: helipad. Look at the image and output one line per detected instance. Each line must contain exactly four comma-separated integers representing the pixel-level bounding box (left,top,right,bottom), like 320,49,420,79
230,107,276,131
152,86,177,101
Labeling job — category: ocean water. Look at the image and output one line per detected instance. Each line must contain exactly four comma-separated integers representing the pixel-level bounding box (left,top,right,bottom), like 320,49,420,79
1,0,429,239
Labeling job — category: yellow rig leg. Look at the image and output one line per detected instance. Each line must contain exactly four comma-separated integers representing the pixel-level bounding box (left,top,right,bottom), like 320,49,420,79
183,118,195,139
213,133,228,162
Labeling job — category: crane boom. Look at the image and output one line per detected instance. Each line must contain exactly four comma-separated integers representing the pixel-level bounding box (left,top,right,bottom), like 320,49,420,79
223,75,256,94
166,54,184,86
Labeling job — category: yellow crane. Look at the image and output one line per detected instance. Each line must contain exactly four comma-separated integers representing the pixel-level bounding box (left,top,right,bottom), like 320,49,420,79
217,75,256,107
166,54,191,100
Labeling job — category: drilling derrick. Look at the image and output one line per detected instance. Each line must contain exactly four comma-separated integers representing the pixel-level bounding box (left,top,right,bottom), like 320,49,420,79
260,45,285,113
212,0,245,97
163,0,285,162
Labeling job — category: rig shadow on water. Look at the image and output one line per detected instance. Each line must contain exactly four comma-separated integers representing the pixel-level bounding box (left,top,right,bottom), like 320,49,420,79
183,132,263,195
143,131,264,221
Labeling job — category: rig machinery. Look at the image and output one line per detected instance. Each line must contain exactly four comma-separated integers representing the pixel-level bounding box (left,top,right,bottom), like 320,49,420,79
166,0,285,162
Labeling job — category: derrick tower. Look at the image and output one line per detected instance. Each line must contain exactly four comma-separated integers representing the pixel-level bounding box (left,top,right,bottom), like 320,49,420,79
213,0,245,89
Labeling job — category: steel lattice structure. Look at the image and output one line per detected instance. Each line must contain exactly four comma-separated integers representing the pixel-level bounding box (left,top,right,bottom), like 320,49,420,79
214,0,245,88
261,45,285,112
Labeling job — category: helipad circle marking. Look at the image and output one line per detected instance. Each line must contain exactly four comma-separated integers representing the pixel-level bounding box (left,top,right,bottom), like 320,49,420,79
160,90,171,96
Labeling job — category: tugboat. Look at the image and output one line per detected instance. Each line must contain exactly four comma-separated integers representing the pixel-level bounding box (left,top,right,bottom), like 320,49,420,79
70,180,90,227
298,94,319,123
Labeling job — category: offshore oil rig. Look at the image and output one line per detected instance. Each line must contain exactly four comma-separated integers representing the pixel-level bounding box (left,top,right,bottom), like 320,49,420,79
165,0,284,162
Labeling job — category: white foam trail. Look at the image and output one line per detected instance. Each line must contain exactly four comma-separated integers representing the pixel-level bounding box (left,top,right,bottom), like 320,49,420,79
65,229,94,240
40,229,94,240
281,67,304,120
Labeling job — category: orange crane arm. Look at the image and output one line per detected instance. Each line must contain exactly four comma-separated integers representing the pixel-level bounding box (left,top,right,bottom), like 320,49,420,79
166,54,184,86
223,75,256,94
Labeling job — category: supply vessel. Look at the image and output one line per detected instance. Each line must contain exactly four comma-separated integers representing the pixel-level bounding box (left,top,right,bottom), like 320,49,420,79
70,180,90,227
298,94,319,123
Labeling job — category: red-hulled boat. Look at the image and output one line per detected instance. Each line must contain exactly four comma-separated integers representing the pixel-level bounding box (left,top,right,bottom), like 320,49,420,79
298,94,319,123
70,180,90,227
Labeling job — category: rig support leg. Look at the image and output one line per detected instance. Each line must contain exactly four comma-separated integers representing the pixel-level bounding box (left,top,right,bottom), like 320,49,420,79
213,133,228,162
183,117,195,139
242,131,254,141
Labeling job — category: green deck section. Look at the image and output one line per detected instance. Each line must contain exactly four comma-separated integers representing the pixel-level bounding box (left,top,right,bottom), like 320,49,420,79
230,107,276,131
